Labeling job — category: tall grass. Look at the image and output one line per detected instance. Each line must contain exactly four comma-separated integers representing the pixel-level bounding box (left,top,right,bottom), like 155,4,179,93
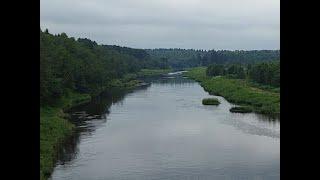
136,69,172,77
40,91,91,180
185,67,280,116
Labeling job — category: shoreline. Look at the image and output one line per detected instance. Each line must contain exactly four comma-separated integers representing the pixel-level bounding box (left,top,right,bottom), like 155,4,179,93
184,67,280,118
40,69,171,180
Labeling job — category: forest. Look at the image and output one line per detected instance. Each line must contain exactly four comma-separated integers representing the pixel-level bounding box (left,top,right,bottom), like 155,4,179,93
206,61,280,88
41,28,279,104
146,48,280,69
40,29,169,105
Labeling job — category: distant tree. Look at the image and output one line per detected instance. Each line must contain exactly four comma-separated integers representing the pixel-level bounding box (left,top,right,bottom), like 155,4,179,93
206,64,225,76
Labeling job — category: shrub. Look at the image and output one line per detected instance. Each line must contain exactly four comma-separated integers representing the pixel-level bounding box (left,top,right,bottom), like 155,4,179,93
202,98,220,105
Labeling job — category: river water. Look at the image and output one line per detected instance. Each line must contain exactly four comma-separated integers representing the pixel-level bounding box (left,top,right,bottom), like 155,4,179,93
51,75,280,180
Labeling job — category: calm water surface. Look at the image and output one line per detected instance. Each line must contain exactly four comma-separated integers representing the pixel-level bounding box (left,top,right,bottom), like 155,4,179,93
51,75,280,180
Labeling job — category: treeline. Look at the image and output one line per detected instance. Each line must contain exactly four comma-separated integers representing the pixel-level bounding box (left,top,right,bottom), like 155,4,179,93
146,48,279,69
206,61,280,87
40,29,167,105
201,50,280,65
145,48,206,69
40,28,280,105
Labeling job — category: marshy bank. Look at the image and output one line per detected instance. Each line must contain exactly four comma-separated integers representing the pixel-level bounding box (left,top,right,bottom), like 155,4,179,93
184,67,280,118
40,91,91,180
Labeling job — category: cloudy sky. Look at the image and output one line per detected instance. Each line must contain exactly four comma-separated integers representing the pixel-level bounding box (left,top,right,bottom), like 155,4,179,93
40,0,279,50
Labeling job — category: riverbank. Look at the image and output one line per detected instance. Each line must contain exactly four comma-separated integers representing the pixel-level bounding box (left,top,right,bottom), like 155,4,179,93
40,91,91,180
137,69,172,77
120,69,172,81
40,69,170,180
50,75,280,180
184,67,280,117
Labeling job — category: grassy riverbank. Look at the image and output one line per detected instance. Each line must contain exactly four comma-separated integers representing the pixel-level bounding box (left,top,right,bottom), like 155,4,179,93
185,67,280,116
137,68,172,77
121,69,172,81
40,73,158,180
40,91,91,180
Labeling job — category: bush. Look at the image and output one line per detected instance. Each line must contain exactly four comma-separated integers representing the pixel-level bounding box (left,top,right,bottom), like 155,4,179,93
202,98,220,105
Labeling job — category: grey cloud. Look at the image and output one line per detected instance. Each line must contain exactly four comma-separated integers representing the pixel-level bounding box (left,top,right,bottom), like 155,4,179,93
40,0,279,50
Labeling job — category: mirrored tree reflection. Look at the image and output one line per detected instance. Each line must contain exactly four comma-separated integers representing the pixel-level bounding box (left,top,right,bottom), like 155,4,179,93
55,85,150,165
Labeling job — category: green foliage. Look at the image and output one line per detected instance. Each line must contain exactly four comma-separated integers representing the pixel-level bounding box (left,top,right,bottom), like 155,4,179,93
202,98,220,105
248,81,280,93
40,91,91,180
146,48,280,69
146,48,206,69
185,67,280,116
206,63,246,79
248,61,280,87
40,106,74,180
136,68,172,77
40,29,166,105
205,61,280,89
201,50,280,65
206,64,225,76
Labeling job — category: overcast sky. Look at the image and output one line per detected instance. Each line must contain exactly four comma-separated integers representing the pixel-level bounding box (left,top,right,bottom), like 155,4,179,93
40,0,279,50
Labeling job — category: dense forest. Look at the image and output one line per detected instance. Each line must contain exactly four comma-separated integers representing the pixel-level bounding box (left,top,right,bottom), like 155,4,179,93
40,29,279,104
40,29,168,105
206,61,280,87
146,48,280,69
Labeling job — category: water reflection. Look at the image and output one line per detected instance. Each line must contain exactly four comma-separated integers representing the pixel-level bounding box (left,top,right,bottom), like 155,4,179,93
56,86,150,165
52,75,279,180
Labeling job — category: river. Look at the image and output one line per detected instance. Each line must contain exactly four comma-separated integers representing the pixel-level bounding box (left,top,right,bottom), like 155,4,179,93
51,74,280,180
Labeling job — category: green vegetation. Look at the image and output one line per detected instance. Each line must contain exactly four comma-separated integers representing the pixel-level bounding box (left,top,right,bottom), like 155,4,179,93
248,61,280,87
108,78,141,90
137,68,172,77
185,67,280,116
40,29,170,180
202,98,220,105
40,91,91,180
40,29,169,105
205,61,280,88
230,106,253,113
146,48,279,69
